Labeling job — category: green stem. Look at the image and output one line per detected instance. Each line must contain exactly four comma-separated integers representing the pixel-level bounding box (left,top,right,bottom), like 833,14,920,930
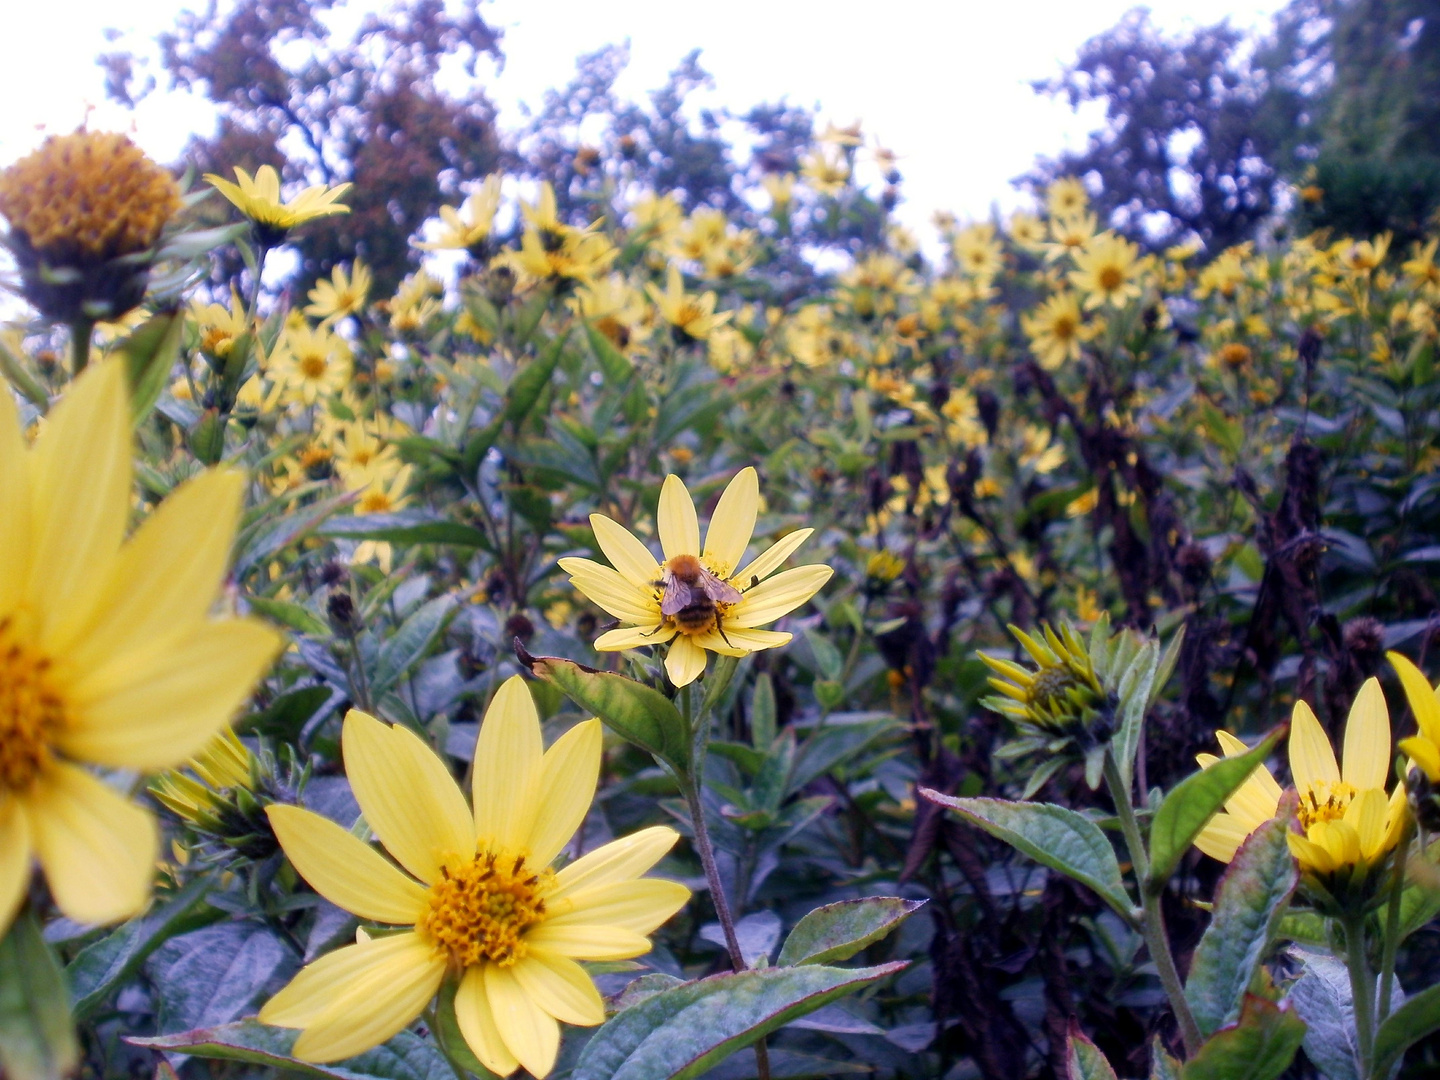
1378,820,1414,1024
1342,912,1375,1077
70,317,94,374
1103,749,1203,1057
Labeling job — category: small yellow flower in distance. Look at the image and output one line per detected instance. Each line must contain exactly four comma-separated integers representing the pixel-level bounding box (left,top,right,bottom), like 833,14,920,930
275,323,352,405
1046,176,1089,218
204,165,352,243
800,148,850,196
414,175,504,255
260,678,690,1076
559,468,833,686
1389,651,1440,783
1043,210,1098,264
762,173,796,211
192,285,251,362
1022,292,1085,370
1070,232,1143,310
0,362,279,934
646,264,732,342
1192,680,1407,875
306,260,372,323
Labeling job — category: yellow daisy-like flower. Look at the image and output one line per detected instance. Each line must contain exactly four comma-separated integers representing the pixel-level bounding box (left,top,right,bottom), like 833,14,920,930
558,468,832,687
1046,176,1089,218
1022,292,1086,370
192,285,251,363
204,165,352,242
1070,232,1143,310
414,175,504,255
1389,651,1440,783
0,362,279,935
645,264,732,342
305,259,372,323
259,677,690,1076
1193,680,1407,876
274,323,352,405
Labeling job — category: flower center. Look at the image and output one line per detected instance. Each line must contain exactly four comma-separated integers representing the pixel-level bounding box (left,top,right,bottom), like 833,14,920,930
1098,266,1124,292
299,353,329,380
1298,780,1357,828
0,617,64,793
1027,663,1078,711
417,853,554,969
1051,316,1076,341
358,489,394,513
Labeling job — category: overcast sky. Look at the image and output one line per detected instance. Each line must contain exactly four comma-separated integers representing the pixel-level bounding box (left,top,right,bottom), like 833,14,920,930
3,0,1289,245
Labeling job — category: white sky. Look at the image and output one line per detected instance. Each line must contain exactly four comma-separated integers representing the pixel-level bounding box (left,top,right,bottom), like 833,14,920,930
2,0,1289,245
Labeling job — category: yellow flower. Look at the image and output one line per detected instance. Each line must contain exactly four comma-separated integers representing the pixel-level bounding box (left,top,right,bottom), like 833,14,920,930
501,229,616,290
274,323,352,405
415,175,504,254
1046,176,1089,218
204,165,352,241
952,224,1002,282
192,286,252,362
558,468,832,686
1193,680,1407,876
646,264,732,342
305,260,372,323
762,173,796,211
800,148,850,196
1043,210,1097,264
1022,292,1085,370
1070,232,1143,309
979,623,1105,735
1389,651,1440,783
1007,211,1046,251
259,678,689,1075
0,362,279,934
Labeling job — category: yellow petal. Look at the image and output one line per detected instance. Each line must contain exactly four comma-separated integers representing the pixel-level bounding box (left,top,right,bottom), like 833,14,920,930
1342,678,1391,792
266,805,428,924
61,619,280,771
289,937,445,1063
1289,699,1340,793
66,469,243,678
1215,731,1285,803
1193,812,1253,863
546,879,691,934
343,711,473,884
28,361,130,655
595,624,675,651
1389,651,1440,746
1400,736,1440,782
28,764,156,925
657,474,700,559
523,923,651,961
559,558,660,624
261,931,432,1027
527,719,601,868
728,565,833,628
0,799,31,936
0,385,30,614
733,528,814,588
687,627,749,658
554,827,680,898
712,625,791,653
1313,819,1360,866
701,467,758,577
664,635,708,686
473,676,544,853
1382,785,1409,852
1287,830,1336,874
1346,787,1389,860
485,962,561,1079
455,966,519,1077
512,950,605,1026
590,515,660,589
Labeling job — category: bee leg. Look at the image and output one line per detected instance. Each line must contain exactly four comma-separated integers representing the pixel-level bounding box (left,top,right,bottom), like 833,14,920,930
716,622,738,650
642,622,667,638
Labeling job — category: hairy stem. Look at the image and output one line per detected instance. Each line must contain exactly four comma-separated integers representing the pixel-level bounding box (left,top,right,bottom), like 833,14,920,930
1103,749,1203,1057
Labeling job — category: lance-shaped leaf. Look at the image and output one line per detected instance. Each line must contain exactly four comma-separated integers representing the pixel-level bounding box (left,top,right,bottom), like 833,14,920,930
776,898,925,967
1148,726,1285,891
1066,1021,1120,1080
504,327,571,423
919,791,1135,922
1373,981,1440,1080
372,595,456,695
571,961,906,1080
585,319,634,382
129,1020,453,1080
1112,636,1159,791
1186,801,1299,1037
1180,995,1305,1080
0,910,79,1080
518,644,691,776
117,306,186,424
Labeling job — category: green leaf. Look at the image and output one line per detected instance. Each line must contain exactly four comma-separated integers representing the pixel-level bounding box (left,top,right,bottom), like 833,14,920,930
117,306,185,424
1113,637,1159,790
750,675,777,749
237,685,333,741
570,961,906,1080
0,333,50,411
372,595,457,696
129,1020,454,1080
1150,1036,1183,1080
1186,808,1299,1037
69,876,221,1020
585,319,634,382
1287,949,1361,1080
320,513,490,549
520,647,691,776
751,730,796,816
922,791,1135,920
776,898,925,967
0,909,79,1080
1147,726,1284,891
504,328,571,424
1180,995,1305,1080
148,922,296,1036
246,595,329,637
804,631,844,681
1066,1021,1120,1080
1373,980,1440,1079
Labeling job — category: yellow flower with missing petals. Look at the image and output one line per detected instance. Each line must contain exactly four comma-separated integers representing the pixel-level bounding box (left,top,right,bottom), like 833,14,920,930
558,468,832,686
414,175,504,255
0,362,279,935
1192,680,1407,878
259,678,689,1076
204,165,352,242
646,264,732,342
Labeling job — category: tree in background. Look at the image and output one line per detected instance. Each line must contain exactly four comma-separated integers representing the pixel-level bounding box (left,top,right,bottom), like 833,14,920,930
101,0,504,296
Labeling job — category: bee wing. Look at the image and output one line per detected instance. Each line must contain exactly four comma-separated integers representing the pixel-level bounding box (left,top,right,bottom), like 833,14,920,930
660,576,696,616
701,572,744,605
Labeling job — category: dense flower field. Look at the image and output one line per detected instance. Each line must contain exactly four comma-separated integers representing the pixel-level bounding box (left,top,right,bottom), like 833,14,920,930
2,124,1440,1080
